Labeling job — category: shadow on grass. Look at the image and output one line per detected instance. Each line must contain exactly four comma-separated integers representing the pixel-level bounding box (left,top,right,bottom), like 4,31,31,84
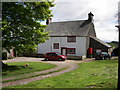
2,65,27,75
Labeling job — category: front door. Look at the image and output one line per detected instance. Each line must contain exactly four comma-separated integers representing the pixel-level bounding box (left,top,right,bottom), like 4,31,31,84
61,47,67,56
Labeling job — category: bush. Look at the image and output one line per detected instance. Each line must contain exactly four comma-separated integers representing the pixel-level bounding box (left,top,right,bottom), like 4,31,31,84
2,52,7,60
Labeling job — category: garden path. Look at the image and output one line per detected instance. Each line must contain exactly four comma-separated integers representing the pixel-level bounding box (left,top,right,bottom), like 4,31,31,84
2,57,94,87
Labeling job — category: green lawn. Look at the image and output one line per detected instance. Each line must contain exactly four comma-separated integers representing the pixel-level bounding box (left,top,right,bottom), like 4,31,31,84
8,59,118,88
2,62,55,78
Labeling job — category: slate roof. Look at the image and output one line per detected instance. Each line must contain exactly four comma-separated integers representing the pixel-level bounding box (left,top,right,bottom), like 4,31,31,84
91,37,111,48
46,20,94,37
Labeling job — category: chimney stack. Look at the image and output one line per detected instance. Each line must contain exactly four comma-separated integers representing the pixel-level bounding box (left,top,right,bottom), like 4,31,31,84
46,18,52,25
88,12,94,22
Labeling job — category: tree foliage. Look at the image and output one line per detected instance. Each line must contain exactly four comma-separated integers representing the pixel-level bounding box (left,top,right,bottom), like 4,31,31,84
2,2,54,55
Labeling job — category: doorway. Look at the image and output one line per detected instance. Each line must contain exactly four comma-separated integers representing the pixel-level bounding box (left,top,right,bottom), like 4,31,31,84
61,47,67,56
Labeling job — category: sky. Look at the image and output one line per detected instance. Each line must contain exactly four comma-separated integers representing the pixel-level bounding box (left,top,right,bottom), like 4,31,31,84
44,0,120,42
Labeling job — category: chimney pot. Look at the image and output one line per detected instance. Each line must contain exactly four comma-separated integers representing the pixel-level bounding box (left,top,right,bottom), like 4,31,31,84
88,12,94,22
46,18,52,25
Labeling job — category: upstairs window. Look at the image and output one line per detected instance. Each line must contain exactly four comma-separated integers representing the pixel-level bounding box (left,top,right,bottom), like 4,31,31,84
67,48,76,54
67,36,76,42
53,43,59,49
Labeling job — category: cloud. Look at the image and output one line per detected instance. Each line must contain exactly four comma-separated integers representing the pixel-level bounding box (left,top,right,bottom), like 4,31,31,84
50,0,119,42
51,2,91,21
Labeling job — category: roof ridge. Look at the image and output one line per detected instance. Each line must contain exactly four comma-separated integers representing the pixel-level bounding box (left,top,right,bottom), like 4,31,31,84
51,20,86,23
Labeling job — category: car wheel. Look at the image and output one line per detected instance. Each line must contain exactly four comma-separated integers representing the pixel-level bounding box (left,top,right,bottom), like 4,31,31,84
45,58,49,61
58,58,62,61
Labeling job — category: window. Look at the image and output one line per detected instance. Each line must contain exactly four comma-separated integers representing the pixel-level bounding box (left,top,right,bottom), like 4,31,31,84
67,48,76,54
46,53,52,56
53,43,59,49
51,53,57,56
67,36,76,42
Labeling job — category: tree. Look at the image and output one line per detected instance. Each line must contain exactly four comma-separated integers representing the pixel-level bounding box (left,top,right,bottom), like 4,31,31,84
2,2,54,55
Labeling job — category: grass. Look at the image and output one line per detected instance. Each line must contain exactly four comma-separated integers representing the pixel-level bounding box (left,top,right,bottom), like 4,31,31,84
2,62,55,78
3,67,68,83
7,59,118,88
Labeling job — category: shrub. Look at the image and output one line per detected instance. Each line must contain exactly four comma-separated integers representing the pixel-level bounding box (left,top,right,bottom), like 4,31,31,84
2,52,7,60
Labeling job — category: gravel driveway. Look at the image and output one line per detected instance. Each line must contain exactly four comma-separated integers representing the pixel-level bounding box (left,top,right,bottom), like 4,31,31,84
2,57,94,87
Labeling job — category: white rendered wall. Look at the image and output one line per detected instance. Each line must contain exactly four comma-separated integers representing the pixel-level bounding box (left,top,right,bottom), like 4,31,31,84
38,38,52,54
38,37,87,56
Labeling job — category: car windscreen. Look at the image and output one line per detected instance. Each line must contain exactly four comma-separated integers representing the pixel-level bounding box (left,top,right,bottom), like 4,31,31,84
56,53,62,55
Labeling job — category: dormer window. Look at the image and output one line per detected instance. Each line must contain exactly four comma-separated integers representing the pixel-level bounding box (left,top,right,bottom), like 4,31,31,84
67,36,76,42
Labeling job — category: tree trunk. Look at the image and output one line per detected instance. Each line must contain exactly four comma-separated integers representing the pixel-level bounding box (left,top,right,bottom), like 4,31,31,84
2,61,8,69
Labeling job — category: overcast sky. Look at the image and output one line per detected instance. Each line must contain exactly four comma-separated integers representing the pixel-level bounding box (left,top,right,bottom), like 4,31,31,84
47,0,119,42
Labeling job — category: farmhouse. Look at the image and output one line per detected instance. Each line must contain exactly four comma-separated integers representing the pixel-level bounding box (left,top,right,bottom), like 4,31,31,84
38,12,112,59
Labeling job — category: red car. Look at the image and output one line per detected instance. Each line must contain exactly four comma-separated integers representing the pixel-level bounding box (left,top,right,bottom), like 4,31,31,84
45,52,67,61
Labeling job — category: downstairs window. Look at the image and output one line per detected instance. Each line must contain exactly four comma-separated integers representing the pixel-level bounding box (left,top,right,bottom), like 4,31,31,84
67,48,76,54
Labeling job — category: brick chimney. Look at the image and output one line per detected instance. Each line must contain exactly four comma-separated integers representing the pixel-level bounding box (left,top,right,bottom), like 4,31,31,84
88,12,94,22
46,18,52,25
